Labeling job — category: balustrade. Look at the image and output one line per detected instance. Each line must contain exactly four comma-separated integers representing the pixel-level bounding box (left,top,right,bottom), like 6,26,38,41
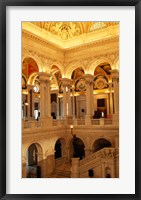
23,117,114,130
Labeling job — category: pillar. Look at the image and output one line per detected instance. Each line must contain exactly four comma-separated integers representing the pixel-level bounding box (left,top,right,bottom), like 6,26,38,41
111,70,119,125
111,70,119,114
67,85,72,117
56,90,60,119
39,72,52,126
62,83,67,118
72,86,75,119
46,78,51,118
109,82,113,114
84,74,94,124
39,73,46,119
71,157,80,178
62,78,73,119
27,84,34,119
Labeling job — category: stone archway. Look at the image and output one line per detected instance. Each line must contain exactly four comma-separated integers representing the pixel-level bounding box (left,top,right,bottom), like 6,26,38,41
70,136,85,160
54,138,66,160
92,138,112,153
26,143,43,178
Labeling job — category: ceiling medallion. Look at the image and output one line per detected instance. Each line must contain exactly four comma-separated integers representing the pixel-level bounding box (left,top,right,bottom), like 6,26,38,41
50,22,82,40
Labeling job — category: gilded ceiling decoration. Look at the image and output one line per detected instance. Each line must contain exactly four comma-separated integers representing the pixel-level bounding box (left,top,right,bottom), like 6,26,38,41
31,21,118,41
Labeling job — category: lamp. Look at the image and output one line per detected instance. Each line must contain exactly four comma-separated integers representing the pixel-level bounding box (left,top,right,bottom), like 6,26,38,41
70,125,74,137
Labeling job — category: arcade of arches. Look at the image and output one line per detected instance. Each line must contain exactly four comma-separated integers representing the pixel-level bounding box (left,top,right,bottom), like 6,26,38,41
22,22,119,178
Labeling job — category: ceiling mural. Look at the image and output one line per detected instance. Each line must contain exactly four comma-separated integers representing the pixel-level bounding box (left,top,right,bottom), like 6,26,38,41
31,21,118,41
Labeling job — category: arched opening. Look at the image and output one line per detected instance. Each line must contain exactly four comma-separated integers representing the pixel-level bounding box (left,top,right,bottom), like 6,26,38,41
70,136,85,160
26,143,43,178
51,65,62,119
55,138,66,159
22,57,39,120
55,139,62,159
92,138,112,153
71,67,86,118
93,63,111,118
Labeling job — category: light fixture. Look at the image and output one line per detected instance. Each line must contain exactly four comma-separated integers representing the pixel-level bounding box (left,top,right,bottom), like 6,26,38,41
70,125,76,138
70,125,74,137
25,102,28,106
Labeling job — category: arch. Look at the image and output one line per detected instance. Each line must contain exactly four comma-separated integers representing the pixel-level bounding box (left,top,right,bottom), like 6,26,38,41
92,138,112,153
26,142,43,178
27,72,38,84
65,62,86,79
50,63,64,77
69,136,85,160
113,56,119,70
22,74,27,89
54,138,66,159
88,57,113,75
50,74,59,90
22,55,43,72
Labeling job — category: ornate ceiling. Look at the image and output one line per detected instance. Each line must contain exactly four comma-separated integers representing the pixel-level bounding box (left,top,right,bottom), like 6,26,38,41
31,21,118,41
22,21,119,48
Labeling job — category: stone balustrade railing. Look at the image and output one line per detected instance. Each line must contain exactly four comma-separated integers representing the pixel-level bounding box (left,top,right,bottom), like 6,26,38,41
71,147,118,178
22,118,114,130
79,147,116,168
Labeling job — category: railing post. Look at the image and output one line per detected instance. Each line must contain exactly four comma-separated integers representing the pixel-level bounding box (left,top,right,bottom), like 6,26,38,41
100,118,104,126
71,158,80,178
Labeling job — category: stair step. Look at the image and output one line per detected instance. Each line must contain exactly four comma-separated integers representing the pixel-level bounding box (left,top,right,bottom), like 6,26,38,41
49,169,71,178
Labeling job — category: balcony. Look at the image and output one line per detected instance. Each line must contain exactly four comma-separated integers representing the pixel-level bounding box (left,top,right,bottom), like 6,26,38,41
22,117,116,132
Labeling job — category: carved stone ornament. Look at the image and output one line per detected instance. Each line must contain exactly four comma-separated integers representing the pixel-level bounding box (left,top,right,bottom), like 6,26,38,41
76,79,86,91
95,77,107,90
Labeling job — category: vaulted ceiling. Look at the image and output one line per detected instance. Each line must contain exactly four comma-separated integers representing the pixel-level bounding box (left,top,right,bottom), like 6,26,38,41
31,21,118,41
22,21,119,49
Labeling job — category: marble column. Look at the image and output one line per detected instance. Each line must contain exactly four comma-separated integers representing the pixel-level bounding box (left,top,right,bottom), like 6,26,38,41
56,90,60,119
27,84,34,119
111,70,119,125
39,73,46,119
71,157,80,178
111,70,119,114
72,86,75,119
62,78,73,119
45,77,51,118
62,83,67,118
67,85,72,117
109,83,114,114
84,74,94,124
39,72,52,126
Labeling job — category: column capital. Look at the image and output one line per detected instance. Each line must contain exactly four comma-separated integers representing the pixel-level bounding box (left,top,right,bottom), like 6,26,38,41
83,74,94,84
27,84,34,90
39,72,51,82
61,78,73,87
110,69,119,81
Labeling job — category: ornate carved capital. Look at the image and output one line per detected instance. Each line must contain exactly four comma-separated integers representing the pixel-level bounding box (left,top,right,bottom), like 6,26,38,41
83,74,94,85
61,78,73,87
110,69,119,81
39,72,51,83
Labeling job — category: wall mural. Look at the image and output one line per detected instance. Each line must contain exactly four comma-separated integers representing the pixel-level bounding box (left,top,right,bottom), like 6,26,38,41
75,78,86,92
